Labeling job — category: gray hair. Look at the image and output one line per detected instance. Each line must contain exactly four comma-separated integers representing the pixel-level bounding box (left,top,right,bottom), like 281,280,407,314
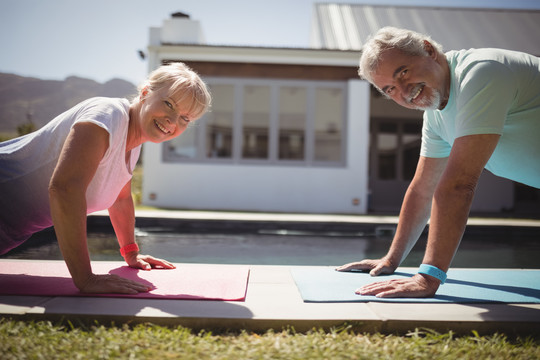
138,62,211,121
359,27,444,85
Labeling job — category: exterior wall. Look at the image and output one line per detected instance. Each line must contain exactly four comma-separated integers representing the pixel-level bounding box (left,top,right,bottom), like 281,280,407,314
160,18,205,44
142,79,370,214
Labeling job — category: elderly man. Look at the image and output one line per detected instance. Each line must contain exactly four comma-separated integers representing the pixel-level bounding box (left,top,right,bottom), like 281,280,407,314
337,27,540,297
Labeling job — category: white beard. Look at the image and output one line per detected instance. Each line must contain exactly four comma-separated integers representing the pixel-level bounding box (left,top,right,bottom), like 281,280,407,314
413,88,442,111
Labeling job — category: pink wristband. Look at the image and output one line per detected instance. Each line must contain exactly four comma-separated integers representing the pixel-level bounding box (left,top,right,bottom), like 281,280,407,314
120,243,139,257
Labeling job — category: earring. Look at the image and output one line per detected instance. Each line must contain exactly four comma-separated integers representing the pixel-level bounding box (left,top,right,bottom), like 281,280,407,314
140,86,149,101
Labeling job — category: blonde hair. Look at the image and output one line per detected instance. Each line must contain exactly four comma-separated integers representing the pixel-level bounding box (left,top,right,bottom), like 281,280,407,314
138,62,211,120
359,27,443,85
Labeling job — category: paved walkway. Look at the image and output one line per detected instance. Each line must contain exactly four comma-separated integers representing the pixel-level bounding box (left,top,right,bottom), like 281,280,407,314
1,210,539,335
2,263,540,335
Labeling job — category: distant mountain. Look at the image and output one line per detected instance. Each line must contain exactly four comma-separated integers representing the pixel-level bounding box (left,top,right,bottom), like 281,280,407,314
0,73,137,134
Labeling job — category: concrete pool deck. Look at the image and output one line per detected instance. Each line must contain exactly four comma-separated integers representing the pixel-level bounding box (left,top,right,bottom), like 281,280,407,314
1,209,540,335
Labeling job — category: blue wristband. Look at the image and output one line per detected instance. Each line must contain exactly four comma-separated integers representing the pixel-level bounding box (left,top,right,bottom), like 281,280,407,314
418,264,447,284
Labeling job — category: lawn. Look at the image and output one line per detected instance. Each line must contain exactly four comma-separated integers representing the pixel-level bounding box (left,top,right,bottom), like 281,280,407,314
1,320,539,359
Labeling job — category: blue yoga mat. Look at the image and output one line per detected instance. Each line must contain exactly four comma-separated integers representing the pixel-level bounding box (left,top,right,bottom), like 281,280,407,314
290,267,540,303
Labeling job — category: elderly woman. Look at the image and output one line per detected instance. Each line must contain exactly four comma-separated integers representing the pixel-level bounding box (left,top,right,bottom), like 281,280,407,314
0,63,211,294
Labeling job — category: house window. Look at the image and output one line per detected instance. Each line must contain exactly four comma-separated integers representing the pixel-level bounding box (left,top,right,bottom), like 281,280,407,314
373,119,422,181
279,86,306,160
243,85,270,159
377,122,398,180
164,78,347,166
402,122,422,180
166,125,197,159
314,87,343,162
206,84,234,158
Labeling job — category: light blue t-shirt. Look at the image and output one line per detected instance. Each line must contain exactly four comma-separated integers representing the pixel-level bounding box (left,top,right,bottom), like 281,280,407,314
421,48,540,188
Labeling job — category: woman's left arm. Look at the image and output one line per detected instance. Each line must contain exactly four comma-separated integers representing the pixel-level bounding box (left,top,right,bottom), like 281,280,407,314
108,176,175,270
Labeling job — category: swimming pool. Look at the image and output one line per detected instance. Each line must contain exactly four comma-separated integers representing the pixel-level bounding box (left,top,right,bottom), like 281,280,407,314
2,222,539,268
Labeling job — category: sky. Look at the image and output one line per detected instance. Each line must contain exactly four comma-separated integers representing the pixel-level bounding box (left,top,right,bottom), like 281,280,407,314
2,0,540,86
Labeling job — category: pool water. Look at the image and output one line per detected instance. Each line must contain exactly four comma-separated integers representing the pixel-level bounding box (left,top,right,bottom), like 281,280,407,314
2,227,539,269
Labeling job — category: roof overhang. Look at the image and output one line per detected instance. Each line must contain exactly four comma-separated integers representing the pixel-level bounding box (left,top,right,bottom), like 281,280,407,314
148,43,361,67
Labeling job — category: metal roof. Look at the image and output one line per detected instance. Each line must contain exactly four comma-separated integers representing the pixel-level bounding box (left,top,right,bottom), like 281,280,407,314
311,4,540,56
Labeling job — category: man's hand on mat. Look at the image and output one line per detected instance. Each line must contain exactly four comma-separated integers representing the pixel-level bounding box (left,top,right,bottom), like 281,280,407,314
78,273,151,294
125,253,176,271
336,258,396,276
356,274,439,298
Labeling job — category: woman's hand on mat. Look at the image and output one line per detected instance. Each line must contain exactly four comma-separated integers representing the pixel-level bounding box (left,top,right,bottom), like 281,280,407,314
124,253,176,271
78,273,151,294
336,258,396,276
356,273,439,298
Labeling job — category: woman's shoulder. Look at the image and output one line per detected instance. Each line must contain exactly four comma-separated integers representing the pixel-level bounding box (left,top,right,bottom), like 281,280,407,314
70,97,130,134
76,97,130,114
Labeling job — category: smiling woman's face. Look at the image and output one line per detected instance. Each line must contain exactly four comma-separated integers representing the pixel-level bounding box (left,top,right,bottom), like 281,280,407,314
137,86,192,144
370,44,449,111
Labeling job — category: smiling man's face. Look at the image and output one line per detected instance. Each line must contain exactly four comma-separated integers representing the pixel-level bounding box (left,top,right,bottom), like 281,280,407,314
370,42,449,111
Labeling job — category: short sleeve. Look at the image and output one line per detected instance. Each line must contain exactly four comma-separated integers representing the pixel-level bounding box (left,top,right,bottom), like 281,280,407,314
71,98,127,161
420,112,451,158
73,99,117,134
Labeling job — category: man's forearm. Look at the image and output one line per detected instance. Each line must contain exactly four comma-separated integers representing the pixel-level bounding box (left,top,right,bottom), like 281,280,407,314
422,180,475,271
386,184,433,266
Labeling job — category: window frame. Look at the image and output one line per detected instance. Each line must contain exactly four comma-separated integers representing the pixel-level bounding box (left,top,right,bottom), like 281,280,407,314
370,117,423,181
163,77,348,168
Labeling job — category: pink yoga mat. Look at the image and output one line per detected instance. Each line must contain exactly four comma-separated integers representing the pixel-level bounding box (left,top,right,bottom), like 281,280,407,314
0,260,249,301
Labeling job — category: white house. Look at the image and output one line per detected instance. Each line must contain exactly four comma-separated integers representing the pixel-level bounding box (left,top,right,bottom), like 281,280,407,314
142,6,540,215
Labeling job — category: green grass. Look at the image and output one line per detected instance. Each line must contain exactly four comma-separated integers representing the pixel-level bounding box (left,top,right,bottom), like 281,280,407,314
131,164,159,210
0,132,17,143
1,320,539,360
132,164,144,207
131,164,162,210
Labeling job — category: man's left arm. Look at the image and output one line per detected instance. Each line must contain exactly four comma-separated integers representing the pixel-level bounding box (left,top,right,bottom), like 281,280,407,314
358,133,500,298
